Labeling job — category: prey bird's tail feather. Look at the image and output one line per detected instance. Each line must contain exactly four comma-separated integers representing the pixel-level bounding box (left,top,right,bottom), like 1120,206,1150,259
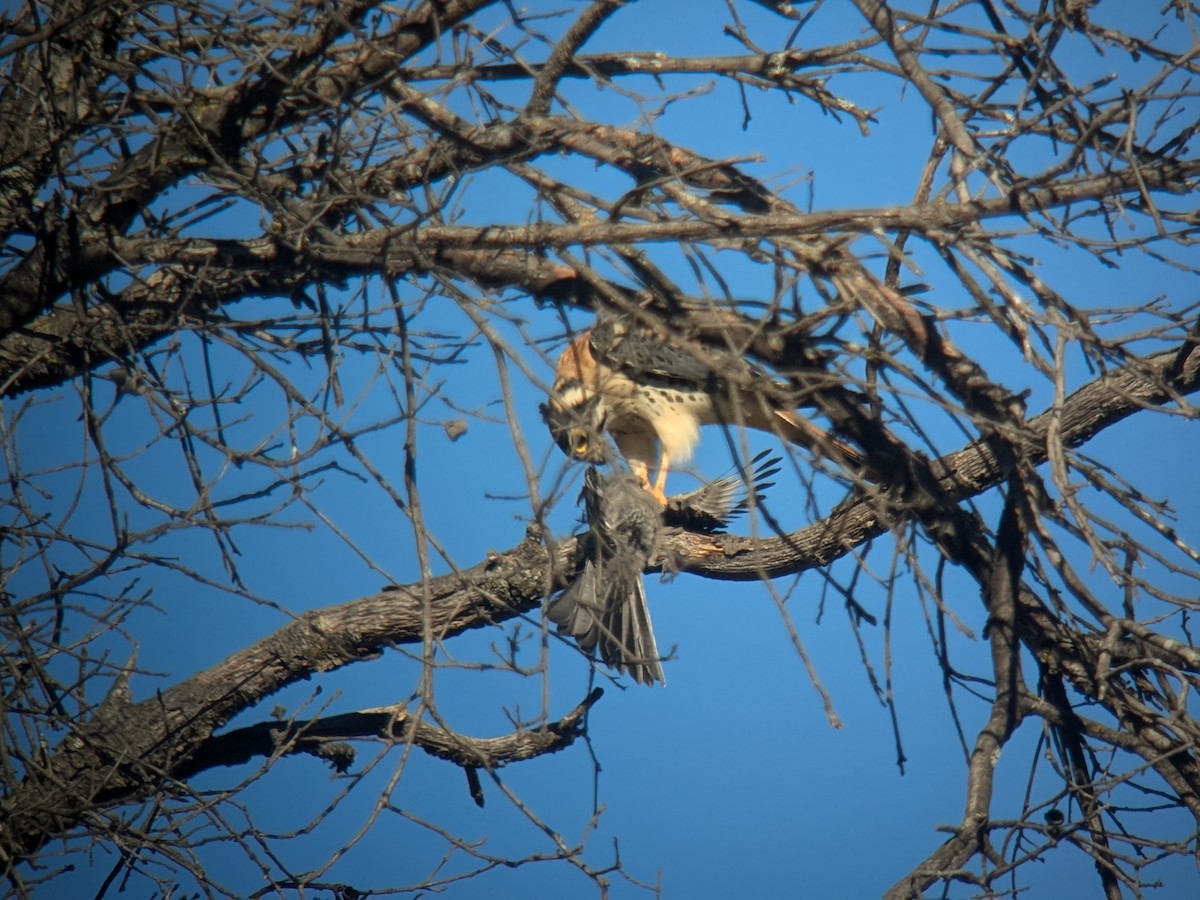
548,560,665,686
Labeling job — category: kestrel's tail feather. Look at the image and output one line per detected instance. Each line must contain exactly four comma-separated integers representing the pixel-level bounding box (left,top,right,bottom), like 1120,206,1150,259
772,408,867,467
723,393,866,467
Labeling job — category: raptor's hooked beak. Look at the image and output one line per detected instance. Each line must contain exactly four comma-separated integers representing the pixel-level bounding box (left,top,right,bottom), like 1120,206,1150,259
541,402,608,463
565,426,605,461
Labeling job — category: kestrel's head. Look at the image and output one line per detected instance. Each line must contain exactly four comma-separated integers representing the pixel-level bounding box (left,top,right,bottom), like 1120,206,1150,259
541,382,609,463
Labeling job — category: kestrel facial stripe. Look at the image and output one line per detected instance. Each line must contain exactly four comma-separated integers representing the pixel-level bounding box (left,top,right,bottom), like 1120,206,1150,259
551,382,595,410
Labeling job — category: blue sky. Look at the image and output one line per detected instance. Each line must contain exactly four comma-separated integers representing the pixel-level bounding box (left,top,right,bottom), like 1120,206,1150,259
6,1,1200,897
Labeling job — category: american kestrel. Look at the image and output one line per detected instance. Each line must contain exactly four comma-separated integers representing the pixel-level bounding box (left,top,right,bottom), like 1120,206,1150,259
542,318,861,503
548,454,780,685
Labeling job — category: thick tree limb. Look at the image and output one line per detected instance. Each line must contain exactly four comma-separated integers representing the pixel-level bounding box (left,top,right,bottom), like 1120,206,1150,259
176,688,603,797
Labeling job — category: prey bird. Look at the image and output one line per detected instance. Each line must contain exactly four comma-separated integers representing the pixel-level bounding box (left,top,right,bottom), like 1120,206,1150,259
548,465,666,685
548,452,780,685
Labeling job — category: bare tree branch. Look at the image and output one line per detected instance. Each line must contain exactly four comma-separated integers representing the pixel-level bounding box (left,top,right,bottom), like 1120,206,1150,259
3,1,1198,895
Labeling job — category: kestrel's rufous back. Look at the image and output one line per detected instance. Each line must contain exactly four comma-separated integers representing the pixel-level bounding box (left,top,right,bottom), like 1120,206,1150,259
541,318,862,502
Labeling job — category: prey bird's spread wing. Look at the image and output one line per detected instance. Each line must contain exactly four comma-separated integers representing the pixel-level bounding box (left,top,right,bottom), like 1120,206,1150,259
664,450,781,532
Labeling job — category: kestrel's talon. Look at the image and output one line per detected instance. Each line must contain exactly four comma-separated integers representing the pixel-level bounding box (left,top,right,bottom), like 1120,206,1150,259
651,452,670,505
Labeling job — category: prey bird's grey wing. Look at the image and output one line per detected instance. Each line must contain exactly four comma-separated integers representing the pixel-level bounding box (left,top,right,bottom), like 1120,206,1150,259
547,557,602,651
664,450,781,532
547,466,666,686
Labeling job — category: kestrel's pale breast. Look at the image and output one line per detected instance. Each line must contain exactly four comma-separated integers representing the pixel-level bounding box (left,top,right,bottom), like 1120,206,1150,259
607,379,713,464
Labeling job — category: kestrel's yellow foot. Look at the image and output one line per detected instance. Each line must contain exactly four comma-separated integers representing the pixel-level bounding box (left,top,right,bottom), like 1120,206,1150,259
650,457,670,507
630,468,667,507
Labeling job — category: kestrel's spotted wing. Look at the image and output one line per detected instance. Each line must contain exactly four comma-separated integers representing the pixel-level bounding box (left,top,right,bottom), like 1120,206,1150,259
587,317,714,385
